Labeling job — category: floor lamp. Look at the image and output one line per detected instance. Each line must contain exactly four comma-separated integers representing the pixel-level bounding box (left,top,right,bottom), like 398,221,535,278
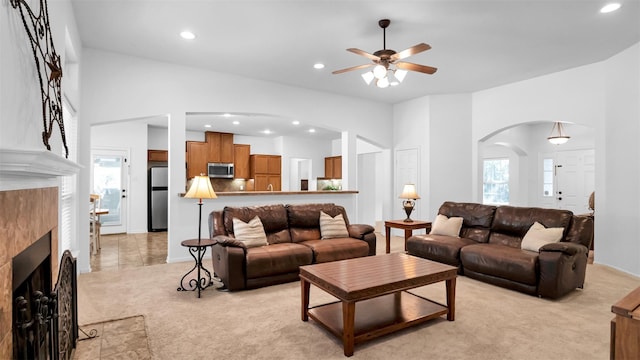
184,175,218,244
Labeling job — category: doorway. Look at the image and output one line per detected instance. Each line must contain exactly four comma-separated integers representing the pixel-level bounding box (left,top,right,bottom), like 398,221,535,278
91,149,129,234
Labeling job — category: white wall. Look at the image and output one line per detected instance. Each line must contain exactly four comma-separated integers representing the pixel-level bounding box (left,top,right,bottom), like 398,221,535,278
600,43,640,276
80,48,393,263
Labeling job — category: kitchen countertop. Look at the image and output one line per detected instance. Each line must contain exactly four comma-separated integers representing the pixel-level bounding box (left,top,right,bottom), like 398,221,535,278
179,190,357,197
214,190,357,196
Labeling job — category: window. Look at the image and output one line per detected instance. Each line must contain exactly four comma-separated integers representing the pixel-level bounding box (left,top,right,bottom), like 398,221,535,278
59,103,77,255
543,158,554,197
483,158,509,205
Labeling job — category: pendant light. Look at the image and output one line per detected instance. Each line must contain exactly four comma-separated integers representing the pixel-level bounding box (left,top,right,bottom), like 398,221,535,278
547,122,570,145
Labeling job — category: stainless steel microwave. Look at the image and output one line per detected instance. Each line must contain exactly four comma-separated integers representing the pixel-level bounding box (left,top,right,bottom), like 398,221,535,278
208,163,234,178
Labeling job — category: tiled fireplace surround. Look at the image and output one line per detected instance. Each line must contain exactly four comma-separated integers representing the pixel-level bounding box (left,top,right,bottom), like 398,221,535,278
0,187,59,359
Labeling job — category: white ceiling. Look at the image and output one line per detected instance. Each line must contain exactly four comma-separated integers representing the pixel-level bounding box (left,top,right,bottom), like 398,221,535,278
72,0,640,137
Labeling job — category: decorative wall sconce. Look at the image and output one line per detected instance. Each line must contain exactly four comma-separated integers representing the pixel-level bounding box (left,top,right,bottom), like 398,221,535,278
11,0,68,158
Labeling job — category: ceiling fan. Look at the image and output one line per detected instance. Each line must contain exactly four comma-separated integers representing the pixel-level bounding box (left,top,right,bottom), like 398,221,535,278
333,19,437,88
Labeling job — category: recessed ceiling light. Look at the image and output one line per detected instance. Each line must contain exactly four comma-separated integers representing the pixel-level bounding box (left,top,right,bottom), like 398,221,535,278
600,3,621,13
309,128,316,133
204,124,212,128
223,113,232,117
232,121,240,125
263,129,272,134
180,31,196,40
314,63,325,69
292,120,300,125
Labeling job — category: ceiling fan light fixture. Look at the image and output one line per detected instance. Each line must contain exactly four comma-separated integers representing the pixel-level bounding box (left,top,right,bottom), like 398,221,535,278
376,77,390,88
373,64,387,79
361,71,375,85
394,69,408,83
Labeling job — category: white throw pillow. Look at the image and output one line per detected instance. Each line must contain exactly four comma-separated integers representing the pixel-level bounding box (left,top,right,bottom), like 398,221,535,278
521,221,564,252
429,214,464,237
232,216,268,248
319,211,349,239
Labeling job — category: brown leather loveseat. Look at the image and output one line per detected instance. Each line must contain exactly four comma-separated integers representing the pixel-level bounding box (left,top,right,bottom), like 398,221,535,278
406,201,594,299
208,203,376,291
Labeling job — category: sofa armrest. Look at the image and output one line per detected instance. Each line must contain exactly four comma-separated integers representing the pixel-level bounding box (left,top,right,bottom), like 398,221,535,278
348,224,375,239
348,224,376,256
210,242,246,291
537,242,589,299
539,242,587,256
213,235,247,249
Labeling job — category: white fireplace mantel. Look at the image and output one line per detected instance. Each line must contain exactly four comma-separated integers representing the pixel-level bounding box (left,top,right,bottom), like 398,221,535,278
0,148,82,177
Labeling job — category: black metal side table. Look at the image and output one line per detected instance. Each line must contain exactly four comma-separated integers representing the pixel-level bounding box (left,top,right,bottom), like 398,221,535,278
177,238,216,298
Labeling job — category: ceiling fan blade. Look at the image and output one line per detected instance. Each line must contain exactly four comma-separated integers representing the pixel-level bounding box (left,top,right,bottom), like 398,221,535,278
390,43,432,61
395,61,438,75
347,48,380,61
332,63,374,75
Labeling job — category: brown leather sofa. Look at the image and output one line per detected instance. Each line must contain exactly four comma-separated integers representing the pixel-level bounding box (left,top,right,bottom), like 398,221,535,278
406,201,594,299
208,203,376,291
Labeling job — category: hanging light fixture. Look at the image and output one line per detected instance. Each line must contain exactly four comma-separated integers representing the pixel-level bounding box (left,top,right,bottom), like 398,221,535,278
547,122,570,145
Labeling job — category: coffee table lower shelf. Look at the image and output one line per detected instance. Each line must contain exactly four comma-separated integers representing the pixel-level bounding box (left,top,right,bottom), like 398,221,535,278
308,291,449,347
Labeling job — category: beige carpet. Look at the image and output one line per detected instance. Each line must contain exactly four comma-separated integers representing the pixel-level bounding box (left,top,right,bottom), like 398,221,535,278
77,236,639,359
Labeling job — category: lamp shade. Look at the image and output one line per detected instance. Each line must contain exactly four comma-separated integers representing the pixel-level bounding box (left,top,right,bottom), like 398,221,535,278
547,122,570,145
399,184,420,199
185,175,217,199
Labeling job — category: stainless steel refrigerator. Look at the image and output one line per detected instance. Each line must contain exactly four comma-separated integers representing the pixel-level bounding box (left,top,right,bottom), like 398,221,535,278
148,166,168,231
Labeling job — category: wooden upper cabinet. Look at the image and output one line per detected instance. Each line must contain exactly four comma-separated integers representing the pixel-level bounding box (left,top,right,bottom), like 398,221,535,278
186,141,208,179
250,155,282,191
206,131,234,163
148,149,168,162
233,144,251,179
325,156,342,179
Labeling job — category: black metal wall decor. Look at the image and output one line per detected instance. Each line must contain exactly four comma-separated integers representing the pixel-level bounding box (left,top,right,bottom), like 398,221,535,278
10,0,69,158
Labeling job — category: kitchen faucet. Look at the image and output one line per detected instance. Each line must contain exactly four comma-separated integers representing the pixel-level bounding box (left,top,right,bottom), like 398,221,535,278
267,184,273,191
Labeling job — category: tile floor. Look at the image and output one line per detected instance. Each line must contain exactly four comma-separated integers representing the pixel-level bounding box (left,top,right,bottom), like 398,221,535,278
91,232,167,272
74,316,151,360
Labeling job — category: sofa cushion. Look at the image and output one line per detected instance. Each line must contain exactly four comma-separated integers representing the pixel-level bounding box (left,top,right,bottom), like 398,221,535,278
224,204,291,244
406,234,477,267
232,216,268,248
287,203,349,242
521,222,564,252
319,211,349,239
460,244,539,285
438,202,497,243
489,206,572,248
245,243,313,278
430,214,463,237
299,238,369,263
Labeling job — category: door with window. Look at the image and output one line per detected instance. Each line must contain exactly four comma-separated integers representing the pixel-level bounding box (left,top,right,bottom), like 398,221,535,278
91,149,129,234
540,150,594,213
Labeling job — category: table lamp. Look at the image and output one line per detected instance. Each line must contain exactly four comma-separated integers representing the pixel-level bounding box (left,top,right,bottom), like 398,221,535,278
184,175,217,244
399,183,420,222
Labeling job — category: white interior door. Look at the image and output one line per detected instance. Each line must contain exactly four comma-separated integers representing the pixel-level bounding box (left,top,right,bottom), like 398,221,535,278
555,149,595,214
91,149,129,234
395,148,419,220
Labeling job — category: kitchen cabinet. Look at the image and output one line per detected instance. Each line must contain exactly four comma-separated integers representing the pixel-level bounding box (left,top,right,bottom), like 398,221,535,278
254,175,281,191
324,156,342,179
250,154,281,190
233,144,251,179
186,141,208,179
148,149,168,162
250,155,281,176
205,131,234,163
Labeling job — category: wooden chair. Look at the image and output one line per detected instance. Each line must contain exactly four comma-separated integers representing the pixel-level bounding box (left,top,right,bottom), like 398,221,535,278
90,194,102,254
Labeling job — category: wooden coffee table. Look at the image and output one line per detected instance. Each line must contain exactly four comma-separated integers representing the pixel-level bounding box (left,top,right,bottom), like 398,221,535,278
299,253,457,356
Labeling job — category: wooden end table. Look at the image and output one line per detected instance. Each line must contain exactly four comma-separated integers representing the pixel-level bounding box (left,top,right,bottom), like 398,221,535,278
300,253,457,357
384,219,431,254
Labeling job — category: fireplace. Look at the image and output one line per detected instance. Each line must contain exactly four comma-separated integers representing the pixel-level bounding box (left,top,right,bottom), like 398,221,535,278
12,232,53,359
0,187,78,359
